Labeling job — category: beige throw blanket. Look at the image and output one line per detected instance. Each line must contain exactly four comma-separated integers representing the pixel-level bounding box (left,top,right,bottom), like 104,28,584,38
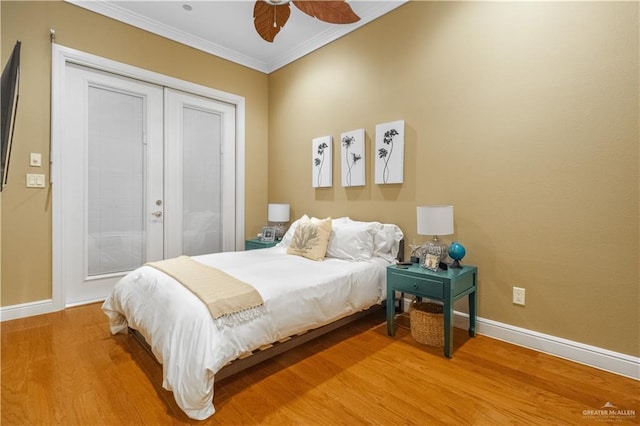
146,256,265,327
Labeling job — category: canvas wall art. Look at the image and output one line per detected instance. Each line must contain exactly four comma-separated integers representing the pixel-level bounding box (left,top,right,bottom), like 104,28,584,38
312,135,332,188
375,120,404,185
340,128,365,187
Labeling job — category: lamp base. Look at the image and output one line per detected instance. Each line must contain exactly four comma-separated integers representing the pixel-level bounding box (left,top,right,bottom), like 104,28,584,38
273,223,286,240
423,238,448,263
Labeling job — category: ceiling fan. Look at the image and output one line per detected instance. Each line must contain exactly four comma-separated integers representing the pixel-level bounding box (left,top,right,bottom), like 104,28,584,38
253,0,361,43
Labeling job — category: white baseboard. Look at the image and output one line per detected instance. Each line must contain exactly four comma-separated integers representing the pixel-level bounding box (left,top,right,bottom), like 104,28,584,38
0,299,61,322
400,297,638,380
452,312,639,381
0,297,106,322
65,297,106,308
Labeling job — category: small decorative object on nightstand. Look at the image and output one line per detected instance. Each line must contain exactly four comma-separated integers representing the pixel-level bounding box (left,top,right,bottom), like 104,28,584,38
261,226,276,242
448,242,466,269
423,253,440,271
409,242,424,264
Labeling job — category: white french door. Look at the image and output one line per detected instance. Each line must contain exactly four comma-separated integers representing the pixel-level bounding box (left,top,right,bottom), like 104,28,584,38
60,64,235,306
62,64,165,305
164,89,236,259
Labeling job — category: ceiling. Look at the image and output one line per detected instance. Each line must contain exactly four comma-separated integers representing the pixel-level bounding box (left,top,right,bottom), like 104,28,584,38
67,0,408,74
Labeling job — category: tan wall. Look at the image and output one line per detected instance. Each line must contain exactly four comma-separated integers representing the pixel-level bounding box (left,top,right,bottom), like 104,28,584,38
269,2,639,356
0,1,269,305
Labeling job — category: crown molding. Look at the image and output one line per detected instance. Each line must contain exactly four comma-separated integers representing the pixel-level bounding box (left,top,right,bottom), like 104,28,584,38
66,0,408,74
265,1,408,72
67,0,271,72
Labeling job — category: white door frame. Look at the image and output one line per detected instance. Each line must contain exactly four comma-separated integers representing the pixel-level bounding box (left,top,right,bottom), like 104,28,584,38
51,44,245,311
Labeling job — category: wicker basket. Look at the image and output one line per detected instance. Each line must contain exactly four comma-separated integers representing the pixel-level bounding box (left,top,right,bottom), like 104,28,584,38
410,301,444,347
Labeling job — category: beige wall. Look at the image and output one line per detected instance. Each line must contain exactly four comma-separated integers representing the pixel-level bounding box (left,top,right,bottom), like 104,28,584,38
0,1,269,305
269,2,639,356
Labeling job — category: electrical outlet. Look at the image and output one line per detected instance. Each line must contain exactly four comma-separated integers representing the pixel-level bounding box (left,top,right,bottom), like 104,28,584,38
513,287,525,306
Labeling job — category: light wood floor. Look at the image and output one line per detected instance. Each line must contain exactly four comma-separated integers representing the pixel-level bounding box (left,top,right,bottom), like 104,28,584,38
2,303,638,425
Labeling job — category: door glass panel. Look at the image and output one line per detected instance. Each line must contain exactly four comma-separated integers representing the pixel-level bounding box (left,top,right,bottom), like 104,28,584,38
87,86,144,275
182,106,221,255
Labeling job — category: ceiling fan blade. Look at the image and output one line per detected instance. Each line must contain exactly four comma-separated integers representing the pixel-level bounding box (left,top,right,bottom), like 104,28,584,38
292,0,360,25
253,0,291,43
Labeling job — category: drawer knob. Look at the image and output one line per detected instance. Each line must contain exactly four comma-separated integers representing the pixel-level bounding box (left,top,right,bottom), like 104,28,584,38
413,283,418,289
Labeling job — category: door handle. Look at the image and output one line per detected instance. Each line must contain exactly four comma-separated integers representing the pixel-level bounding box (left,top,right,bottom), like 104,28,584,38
151,211,163,217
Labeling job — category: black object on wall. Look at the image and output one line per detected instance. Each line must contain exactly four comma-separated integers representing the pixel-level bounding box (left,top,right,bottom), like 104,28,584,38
1,41,22,191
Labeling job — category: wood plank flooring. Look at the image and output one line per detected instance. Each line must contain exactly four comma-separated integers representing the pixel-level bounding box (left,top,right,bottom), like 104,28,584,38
2,303,638,425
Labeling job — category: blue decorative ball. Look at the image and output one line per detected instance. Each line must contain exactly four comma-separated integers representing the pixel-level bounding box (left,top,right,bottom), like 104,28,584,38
448,242,466,261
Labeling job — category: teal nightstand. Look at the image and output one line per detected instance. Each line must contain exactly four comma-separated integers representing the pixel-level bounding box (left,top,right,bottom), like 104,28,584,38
386,264,478,358
245,238,278,250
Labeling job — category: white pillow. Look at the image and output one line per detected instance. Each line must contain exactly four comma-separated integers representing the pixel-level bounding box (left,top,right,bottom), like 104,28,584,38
278,214,309,248
340,219,403,262
373,223,404,262
332,217,352,227
281,216,403,261
279,215,349,248
325,220,377,261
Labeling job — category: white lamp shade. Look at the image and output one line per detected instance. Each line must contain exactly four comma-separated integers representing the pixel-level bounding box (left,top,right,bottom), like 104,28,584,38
417,205,454,236
268,203,290,222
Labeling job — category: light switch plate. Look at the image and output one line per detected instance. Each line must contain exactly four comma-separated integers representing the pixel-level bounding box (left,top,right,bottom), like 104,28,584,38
30,153,42,167
26,173,46,188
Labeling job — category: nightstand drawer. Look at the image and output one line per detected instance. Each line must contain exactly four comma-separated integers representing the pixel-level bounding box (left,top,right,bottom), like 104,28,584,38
390,272,443,298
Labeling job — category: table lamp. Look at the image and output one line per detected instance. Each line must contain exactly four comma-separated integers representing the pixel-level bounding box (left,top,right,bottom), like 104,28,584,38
417,205,454,263
268,203,290,240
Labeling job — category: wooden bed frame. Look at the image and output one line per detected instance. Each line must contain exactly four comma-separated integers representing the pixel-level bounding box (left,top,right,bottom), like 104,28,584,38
129,302,385,381
129,240,403,382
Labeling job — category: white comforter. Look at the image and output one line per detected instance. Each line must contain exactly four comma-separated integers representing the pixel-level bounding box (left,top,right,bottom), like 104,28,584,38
102,246,389,420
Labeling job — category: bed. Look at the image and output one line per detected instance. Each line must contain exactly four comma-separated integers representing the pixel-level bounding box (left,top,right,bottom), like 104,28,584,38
102,216,403,420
